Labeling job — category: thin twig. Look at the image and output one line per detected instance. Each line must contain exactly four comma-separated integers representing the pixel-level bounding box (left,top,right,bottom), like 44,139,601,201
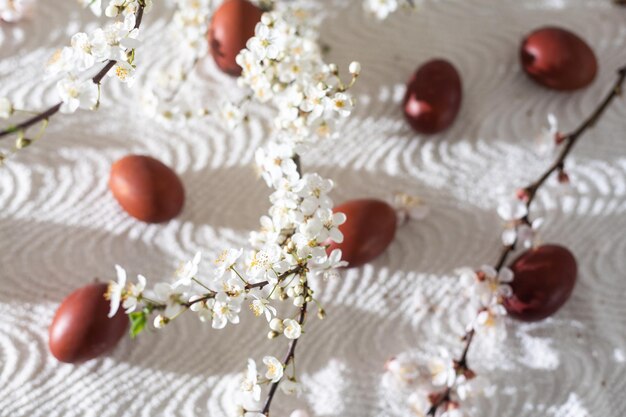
261,282,308,416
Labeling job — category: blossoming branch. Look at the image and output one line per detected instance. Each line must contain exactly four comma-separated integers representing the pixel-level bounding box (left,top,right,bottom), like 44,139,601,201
107,5,362,416
387,65,626,417
0,0,151,163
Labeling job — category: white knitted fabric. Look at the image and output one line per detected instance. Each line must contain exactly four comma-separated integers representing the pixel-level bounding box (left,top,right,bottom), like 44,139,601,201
1,1,625,416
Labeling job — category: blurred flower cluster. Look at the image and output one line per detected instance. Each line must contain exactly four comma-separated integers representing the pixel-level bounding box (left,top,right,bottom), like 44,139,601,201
47,0,152,113
109,3,358,415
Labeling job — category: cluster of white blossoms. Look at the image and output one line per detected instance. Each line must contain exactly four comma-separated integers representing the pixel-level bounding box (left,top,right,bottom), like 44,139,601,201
109,5,357,416
170,0,212,55
230,5,360,149
497,196,543,248
363,0,415,20
140,0,213,122
458,265,513,340
384,353,493,417
0,0,34,22
46,0,152,113
107,157,348,411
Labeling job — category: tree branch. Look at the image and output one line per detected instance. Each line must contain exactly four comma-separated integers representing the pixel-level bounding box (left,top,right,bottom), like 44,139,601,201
261,282,308,416
427,64,626,416
0,5,145,140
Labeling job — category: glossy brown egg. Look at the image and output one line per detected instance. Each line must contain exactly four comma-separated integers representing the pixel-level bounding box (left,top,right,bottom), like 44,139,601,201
208,0,264,76
504,244,577,322
521,27,597,91
109,155,185,223
327,199,397,268
49,283,128,363
403,59,462,134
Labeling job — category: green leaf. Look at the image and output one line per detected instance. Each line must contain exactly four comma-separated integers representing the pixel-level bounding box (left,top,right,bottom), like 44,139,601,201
129,311,147,339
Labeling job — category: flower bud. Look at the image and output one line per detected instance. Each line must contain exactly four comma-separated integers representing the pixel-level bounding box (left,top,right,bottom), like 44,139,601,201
16,137,32,150
293,296,305,307
153,315,168,329
349,61,361,76
269,317,284,332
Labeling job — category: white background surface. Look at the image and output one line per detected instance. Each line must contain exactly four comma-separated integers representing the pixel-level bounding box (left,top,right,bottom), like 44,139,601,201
1,1,625,416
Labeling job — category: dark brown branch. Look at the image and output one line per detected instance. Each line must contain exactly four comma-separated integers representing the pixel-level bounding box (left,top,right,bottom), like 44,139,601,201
428,64,626,416
0,4,145,140
261,282,308,416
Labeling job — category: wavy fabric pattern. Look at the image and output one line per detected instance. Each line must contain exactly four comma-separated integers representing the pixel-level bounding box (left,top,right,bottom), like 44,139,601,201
1,1,625,416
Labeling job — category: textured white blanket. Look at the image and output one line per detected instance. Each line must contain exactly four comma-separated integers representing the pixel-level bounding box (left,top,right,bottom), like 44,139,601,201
1,1,625,416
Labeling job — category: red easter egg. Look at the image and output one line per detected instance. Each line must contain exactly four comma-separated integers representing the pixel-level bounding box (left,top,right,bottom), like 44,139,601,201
504,244,577,322
403,59,463,134
520,27,597,91
109,155,185,223
327,199,397,268
49,283,128,363
208,0,264,76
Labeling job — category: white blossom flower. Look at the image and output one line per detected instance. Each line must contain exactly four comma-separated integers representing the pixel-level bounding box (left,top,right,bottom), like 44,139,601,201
220,101,245,130
289,411,309,417
473,303,508,340
0,97,12,119
497,197,528,222
263,356,284,383
211,292,242,329
247,22,284,61
247,245,287,282
283,318,302,339
174,251,202,288
110,60,136,85
122,274,146,313
505,217,544,248
0,0,34,22
407,389,433,417
326,92,353,117
349,61,361,76
241,359,262,402
105,0,122,17
79,0,102,16
428,354,456,387
250,293,277,322
70,32,97,71
107,264,127,318
214,248,243,278
536,113,560,156
255,143,300,188
153,314,167,329
461,265,514,307
152,282,184,318
318,249,348,279
363,0,399,20
269,317,284,332
189,294,213,322
57,77,99,113
280,378,303,396
481,265,513,304
385,356,419,385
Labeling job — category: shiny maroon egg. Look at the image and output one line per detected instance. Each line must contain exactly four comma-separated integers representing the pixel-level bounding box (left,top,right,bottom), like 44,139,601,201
521,27,597,91
403,59,462,134
109,155,185,223
327,199,397,268
49,283,128,363
504,244,577,322
208,0,264,76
